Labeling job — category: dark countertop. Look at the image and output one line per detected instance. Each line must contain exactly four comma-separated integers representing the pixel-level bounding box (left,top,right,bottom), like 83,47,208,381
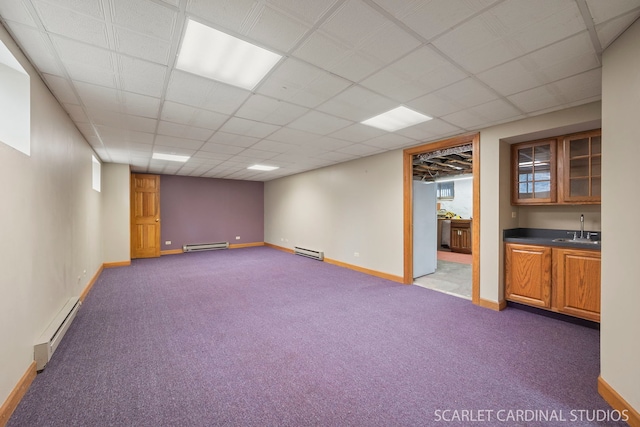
504,228,601,250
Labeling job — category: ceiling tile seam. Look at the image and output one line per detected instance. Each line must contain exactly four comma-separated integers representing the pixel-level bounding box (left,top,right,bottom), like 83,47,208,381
149,0,189,172
359,0,526,118
18,0,114,162
595,7,640,50
575,0,603,64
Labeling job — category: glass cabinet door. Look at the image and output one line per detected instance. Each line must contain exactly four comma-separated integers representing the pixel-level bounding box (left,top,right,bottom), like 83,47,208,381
512,139,557,204
562,130,601,203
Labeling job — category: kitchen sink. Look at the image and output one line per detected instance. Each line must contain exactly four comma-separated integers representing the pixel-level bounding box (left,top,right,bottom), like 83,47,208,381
552,238,600,244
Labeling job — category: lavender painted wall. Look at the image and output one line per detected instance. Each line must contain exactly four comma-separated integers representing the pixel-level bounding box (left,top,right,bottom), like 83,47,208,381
160,175,264,250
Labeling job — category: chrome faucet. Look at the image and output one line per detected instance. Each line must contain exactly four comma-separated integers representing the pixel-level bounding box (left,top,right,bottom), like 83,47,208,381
580,214,584,239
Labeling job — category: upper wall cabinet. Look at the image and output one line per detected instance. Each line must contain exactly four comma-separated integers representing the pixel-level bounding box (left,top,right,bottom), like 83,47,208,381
560,130,601,203
511,129,601,205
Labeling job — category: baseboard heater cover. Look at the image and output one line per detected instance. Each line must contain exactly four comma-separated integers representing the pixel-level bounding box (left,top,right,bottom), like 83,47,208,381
34,297,81,371
183,242,229,252
294,246,324,261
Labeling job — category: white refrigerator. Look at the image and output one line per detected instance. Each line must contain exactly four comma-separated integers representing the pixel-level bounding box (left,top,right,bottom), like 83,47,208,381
413,181,437,278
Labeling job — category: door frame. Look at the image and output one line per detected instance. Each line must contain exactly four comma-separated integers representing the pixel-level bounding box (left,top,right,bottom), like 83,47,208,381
403,133,480,305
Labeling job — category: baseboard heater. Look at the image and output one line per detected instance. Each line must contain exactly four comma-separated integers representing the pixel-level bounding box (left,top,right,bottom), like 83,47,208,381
34,297,81,371
294,246,324,261
183,242,229,252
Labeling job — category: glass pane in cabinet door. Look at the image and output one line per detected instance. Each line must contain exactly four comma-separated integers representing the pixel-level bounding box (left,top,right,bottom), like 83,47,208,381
591,177,601,197
591,156,601,177
570,178,589,197
518,147,533,173
533,145,551,163
570,158,589,177
591,136,601,155
533,181,551,198
519,182,533,199
570,138,589,157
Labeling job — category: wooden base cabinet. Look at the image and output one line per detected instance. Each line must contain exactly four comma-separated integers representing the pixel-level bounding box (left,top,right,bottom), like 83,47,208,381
450,220,472,254
505,244,552,308
505,243,601,322
554,248,601,322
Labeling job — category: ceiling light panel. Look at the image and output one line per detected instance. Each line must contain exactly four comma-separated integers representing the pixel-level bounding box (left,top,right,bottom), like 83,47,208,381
248,164,279,171
361,106,432,132
152,152,190,162
177,19,282,90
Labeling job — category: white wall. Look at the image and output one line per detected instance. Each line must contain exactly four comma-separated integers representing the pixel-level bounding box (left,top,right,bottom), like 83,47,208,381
265,150,404,277
0,24,103,406
601,18,640,414
102,163,130,264
437,176,473,219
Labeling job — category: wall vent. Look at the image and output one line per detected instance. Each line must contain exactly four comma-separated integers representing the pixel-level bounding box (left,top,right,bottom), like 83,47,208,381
34,297,81,371
183,242,229,252
294,246,324,261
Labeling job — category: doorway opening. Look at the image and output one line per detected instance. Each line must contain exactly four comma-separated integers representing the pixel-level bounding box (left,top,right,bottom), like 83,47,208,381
403,133,480,305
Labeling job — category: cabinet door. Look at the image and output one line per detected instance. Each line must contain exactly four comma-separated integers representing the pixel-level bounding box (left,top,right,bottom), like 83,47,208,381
505,243,552,308
561,130,601,203
554,248,601,321
511,139,557,205
451,227,472,253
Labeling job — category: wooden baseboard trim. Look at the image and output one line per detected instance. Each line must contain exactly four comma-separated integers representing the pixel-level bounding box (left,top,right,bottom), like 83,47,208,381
230,242,264,249
264,243,294,254
598,376,640,427
160,249,183,256
103,260,130,268
324,258,404,284
477,298,507,311
0,361,36,427
79,264,103,302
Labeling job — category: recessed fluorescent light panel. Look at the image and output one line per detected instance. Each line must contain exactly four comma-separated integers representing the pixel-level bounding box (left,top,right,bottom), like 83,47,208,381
177,19,282,90
248,164,279,171
152,152,190,162
361,106,432,132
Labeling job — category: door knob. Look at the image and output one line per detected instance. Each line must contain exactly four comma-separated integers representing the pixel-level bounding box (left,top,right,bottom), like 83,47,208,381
155,218,159,222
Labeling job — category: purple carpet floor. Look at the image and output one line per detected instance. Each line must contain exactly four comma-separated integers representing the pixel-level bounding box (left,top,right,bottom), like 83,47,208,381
9,247,624,426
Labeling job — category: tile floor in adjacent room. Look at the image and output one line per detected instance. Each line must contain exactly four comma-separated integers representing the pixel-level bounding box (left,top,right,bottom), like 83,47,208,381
414,252,472,299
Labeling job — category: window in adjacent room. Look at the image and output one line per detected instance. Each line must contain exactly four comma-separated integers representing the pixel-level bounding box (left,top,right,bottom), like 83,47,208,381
92,155,101,192
0,40,30,156
437,181,454,200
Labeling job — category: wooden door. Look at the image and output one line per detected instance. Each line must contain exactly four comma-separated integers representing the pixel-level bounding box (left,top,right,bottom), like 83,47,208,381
130,174,161,259
554,248,601,321
505,243,552,308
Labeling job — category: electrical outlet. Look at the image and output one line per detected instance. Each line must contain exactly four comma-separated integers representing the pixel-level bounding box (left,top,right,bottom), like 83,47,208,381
236,236,241,240
354,252,360,257
511,211,517,218
165,240,172,245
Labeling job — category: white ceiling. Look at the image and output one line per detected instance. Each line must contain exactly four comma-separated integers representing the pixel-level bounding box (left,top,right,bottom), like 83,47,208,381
1,0,639,181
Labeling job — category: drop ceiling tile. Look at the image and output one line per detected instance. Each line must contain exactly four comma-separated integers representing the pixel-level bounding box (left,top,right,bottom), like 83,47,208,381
312,151,358,163
207,131,260,147
157,121,214,141
219,117,281,139
191,151,233,162
63,103,90,123
151,144,197,156
507,85,563,113
186,0,257,34
111,0,177,41
166,70,251,114
154,135,204,150
42,73,80,104
89,109,157,132
113,27,171,65
477,33,599,96
338,143,384,156
0,3,37,27
441,109,485,129
468,99,522,123
161,102,229,130
38,0,105,19
118,56,167,97
316,86,397,122
360,46,467,103
235,148,279,162
257,58,351,108
296,136,351,151
361,133,416,149
407,92,462,118
386,0,499,41
287,110,353,135
358,21,421,65
74,82,120,110
51,35,114,71
595,11,640,48
431,78,499,110
246,4,310,52
396,118,462,140
2,25,63,75
553,68,602,104
34,1,108,48
200,142,249,156
235,95,309,125
266,127,321,144
585,0,640,24
433,0,585,73
328,123,386,143
322,0,386,47
120,92,161,118
250,140,299,153
267,0,339,26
